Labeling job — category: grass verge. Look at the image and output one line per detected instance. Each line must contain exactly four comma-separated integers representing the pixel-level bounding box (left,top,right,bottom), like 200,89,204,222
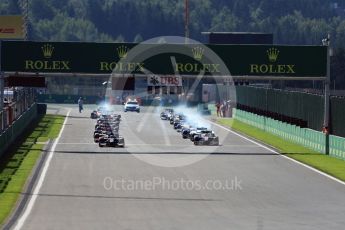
217,118,345,182
0,114,65,226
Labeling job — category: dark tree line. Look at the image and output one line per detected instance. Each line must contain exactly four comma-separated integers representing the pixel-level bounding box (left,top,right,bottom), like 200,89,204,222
1,0,345,44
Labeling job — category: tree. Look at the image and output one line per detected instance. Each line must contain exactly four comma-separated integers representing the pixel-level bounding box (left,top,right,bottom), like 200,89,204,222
210,7,240,32
30,0,55,21
335,21,345,48
133,34,143,43
116,34,125,42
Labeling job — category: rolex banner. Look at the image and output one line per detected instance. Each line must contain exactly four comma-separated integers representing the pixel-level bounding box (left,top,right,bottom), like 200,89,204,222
0,41,327,77
147,75,182,87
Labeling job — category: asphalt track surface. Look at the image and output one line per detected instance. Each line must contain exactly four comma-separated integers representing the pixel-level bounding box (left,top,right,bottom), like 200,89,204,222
9,104,345,230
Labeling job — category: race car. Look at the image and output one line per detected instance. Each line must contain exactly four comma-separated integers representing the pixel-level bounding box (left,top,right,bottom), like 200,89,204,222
169,115,177,124
94,131,107,143
181,125,193,139
98,133,125,147
189,127,208,141
111,114,121,121
171,114,185,126
93,109,125,147
173,120,182,129
90,110,100,119
160,108,174,120
91,106,115,119
193,130,219,146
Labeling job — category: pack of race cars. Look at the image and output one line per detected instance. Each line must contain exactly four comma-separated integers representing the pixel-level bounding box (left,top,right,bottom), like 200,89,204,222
91,107,125,148
90,106,218,147
160,108,219,146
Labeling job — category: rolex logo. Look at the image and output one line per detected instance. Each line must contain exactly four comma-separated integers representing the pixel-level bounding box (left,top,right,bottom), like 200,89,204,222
41,44,54,58
117,45,128,59
192,46,204,61
267,48,279,62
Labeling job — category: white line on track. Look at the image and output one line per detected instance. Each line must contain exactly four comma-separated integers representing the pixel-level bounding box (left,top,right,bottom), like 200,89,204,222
158,120,172,146
55,142,258,147
208,120,345,186
13,109,71,230
56,143,97,145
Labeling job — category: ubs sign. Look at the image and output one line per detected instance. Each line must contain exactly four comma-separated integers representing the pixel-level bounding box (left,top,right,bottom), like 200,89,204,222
147,75,182,87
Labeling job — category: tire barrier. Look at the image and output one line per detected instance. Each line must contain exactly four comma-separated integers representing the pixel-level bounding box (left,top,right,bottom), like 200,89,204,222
233,109,345,160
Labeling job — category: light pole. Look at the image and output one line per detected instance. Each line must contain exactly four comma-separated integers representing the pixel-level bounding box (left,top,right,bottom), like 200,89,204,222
184,0,189,43
322,34,331,155
0,43,3,113
20,0,29,40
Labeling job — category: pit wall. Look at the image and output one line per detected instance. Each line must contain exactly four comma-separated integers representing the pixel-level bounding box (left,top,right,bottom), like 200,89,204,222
37,94,101,104
0,103,37,158
37,94,199,107
233,109,345,160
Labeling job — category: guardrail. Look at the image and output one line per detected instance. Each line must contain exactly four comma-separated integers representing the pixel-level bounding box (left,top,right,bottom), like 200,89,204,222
0,103,37,158
233,109,345,160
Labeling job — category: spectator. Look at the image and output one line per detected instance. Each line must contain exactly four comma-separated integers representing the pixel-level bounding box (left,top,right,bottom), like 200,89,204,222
216,102,221,117
78,97,83,113
221,100,227,117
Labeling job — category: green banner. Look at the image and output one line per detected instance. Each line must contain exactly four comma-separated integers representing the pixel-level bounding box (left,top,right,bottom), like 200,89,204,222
1,41,327,77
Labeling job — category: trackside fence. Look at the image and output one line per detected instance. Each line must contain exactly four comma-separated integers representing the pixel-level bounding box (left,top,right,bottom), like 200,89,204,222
233,109,345,160
0,103,37,158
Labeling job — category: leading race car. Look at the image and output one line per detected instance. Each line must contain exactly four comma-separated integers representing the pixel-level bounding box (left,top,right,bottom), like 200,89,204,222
90,110,100,119
91,106,114,119
193,130,219,146
98,133,125,147
189,127,208,141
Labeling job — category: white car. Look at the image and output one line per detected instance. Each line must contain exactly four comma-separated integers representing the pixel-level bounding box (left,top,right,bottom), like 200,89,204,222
124,101,140,113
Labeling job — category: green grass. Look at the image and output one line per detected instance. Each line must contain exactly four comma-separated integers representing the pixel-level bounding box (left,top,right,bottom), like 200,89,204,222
0,114,65,226
217,118,345,182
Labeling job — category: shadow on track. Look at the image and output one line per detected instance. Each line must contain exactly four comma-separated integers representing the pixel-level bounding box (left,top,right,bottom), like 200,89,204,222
12,192,220,202
51,150,283,155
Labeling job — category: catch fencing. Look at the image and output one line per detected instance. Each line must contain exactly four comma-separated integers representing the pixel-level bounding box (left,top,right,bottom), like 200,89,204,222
0,103,37,158
235,86,345,138
233,109,345,160
1,88,36,133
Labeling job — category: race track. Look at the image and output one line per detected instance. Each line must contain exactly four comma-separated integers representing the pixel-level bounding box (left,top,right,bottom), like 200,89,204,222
9,104,345,230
